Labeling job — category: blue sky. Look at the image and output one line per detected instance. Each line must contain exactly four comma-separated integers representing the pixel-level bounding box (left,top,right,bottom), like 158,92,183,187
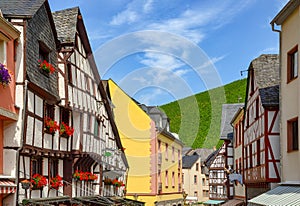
49,0,288,106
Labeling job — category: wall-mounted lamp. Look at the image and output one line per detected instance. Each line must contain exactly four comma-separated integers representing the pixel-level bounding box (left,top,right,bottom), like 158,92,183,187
96,100,104,111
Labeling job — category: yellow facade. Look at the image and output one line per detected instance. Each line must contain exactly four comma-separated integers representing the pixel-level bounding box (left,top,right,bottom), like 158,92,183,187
107,79,183,206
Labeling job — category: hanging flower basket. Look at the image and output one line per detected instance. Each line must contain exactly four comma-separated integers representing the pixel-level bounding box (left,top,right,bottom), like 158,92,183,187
21,179,31,189
50,175,63,190
60,122,74,137
38,60,55,74
44,117,59,135
30,174,47,189
0,63,12,87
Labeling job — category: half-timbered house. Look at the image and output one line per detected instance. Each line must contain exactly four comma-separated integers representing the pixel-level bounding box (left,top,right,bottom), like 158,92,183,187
0,1,129,205
204,104,243,205
53,6,128,203
0,13,20,206
243,54,280,201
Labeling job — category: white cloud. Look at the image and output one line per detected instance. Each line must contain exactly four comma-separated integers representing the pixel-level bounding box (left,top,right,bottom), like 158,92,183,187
110,9,138,25
137,88,163,105
143,0,153,13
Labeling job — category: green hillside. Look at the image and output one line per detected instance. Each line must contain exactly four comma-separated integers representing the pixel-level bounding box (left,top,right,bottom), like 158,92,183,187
160,78,247,149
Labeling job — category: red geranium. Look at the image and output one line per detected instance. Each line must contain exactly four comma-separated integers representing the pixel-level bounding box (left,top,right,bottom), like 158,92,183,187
31,174,47,189
50,175,63,190
44,117,59,134
60,122,74,137
38,60,55,74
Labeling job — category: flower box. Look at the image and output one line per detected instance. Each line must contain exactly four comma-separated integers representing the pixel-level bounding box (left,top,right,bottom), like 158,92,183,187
38,60,55,74
44,117,59,135
60,122,74,137
73,170,97,181
30,174,47,190
0,63,11,87
50,175,63,190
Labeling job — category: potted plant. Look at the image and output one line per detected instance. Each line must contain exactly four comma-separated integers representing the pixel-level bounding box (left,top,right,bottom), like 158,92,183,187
30,174,47,189
60,122,74,137
44,117,59,135
0,63,11,87
50,175,63,190
21,179,31,189
38,60,55,74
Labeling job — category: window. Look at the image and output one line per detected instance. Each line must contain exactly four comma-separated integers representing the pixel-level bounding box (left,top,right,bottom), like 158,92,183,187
45,103,55,119
67,63,73,84
255,98,259,119
172,146,175,162
288,45,298,82
49,159,59,178
288,118,299,152
244,147,248,169
32,158,42,175
61,108,70,125
194,191,198,197
165,171,168,187
165,143,168,160
0,39,7,64
39,41,50,62
94,119,100,137
249,144,253,168
194,175,197,184
257,139,260,165
202,178,205,185
158,140,161,152
196,163,199,171
172,172,175,188
182,173,184,184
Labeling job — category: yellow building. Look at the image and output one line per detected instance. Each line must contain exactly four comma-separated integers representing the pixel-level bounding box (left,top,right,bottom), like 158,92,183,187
103,79,184,206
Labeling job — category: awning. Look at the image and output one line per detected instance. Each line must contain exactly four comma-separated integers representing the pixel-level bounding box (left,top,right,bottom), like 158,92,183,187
0,180,16,194
103,170,123,179
221,199,244,206
203,200,225,205
248,185,300,206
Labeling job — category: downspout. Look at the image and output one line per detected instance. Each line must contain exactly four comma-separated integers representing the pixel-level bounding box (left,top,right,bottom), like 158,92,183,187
271,22,282,185
15,80,28,204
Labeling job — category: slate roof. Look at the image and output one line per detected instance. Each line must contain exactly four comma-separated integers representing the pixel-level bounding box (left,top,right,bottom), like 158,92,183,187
0,0,45,17
182,154,199,169
259,85,279,107
220,104,243,140
251,54,279,89
248,54,280,107
186,148,214,163
52,7,79,43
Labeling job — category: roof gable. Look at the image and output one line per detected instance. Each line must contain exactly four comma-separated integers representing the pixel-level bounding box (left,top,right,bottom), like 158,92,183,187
220,104,244,140
0,0,45,18
182,154,199,169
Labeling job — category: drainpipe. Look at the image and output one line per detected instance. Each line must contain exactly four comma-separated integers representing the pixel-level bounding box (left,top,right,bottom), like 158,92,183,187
15,80,28,204
271,21,282,185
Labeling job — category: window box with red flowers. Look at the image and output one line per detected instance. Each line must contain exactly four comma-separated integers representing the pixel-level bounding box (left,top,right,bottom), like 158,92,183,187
60,122,74,138
103,178,113,185
50,175,63,190
44,117,59,135
38,60,55,75
112,179,125,188
0,63,12,87
30,174,47,190
73,171,97,181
